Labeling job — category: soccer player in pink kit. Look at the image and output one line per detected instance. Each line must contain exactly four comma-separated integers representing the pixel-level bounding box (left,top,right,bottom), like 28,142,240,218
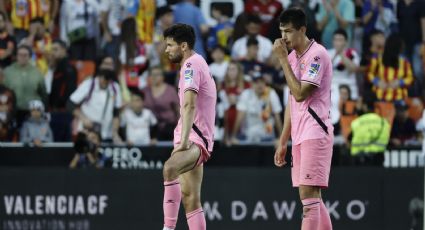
161,24,216,230
273,8,334,230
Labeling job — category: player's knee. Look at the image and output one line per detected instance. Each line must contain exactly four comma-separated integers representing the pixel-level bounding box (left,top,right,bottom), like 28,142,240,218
299,186,320,200
163,161,178,180
182,192,200,209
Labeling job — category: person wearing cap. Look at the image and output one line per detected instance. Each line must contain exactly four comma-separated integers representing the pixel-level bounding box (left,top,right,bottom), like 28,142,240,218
20,99,53,146
230,73,282,143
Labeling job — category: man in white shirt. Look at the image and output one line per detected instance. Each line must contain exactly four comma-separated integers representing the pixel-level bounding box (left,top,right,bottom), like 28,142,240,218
69,69,122,142
231,74,283,143
231,14,273,63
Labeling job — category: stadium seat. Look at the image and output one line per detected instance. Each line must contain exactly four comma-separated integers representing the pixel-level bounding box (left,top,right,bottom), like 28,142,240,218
71,60,95,85
374,101,395,126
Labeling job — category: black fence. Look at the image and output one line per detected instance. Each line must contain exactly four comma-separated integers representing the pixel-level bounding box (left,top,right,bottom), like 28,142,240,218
0,168,422,230
0,144,423,168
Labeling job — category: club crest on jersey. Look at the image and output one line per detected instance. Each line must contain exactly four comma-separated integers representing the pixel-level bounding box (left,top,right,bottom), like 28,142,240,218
184,69,193,85
308,63,320,78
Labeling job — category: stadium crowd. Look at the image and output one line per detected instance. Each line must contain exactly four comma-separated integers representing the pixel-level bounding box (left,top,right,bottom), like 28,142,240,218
0,0,424,156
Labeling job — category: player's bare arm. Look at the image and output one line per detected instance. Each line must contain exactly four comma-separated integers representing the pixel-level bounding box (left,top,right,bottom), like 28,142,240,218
273,38,317,102
172,90,197,154
275,101,291,167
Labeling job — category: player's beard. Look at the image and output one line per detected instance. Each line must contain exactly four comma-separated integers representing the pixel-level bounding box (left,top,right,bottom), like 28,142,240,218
169,51,183,63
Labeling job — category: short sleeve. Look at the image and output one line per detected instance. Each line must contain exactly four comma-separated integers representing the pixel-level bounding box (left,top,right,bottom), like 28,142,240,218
148,110,158,126
236,90,250,112
182,63,201,93
70,78,92,104
300,52,327,87
269,89,283,114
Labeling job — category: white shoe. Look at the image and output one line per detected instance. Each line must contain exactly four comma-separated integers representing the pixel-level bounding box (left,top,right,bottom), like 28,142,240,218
163,227,174,230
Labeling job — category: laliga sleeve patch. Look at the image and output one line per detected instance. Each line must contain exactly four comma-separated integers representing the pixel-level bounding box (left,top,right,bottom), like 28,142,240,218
308,63,320,79
184,68,194,86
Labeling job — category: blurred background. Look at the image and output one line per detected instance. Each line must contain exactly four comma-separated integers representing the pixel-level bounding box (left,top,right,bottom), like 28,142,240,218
0,0,423,229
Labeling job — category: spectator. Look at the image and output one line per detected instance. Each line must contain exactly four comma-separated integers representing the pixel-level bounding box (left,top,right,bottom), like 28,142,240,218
362,0,395,37
222,61,249,145
209,46,229,84
240,36,268,79
173,0,209,58
21,18,52,75
338,84,357,116
4,45,46,128
215,78,230,142
60,0,99,60
416,106,425,156
359,29,385,93
119,17,157,90
69,69,122,142
47,39,77,142
349,93,390,166
207,4,234,51
127,0,156,44
70,130,104,169
153,6,178,85
0,12,16,68
328,28,360,125
232,14,273,63
231,74,282,143
390,103,419,146
121,90,158,145
397,0,425,94
367,33,414,103
0,0,59,43
100,0,130,59
143,66,179,141
20,100,53,146
316,0,355,48
0,68,15,141
245,0,283,36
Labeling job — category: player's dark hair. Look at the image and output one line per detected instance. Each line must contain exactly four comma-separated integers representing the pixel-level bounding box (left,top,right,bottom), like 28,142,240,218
333,28,348,40
279,7,307,30
163,23,196,49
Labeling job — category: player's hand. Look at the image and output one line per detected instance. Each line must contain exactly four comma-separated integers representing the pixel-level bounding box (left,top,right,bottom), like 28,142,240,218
172,141,192,155
274,143,287,167
273,38,288,60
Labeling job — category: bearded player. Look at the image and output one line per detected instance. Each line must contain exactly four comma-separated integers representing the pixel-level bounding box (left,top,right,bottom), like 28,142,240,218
161,23,216,230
